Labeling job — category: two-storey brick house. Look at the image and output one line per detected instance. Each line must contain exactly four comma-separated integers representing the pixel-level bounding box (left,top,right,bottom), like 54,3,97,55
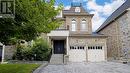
47,3,107,64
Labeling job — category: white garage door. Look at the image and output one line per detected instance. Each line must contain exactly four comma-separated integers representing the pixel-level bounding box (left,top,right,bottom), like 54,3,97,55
88,46,105,62
69,46,86,62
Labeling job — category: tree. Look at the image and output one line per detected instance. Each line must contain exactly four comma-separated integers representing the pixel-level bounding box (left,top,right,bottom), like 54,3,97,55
0,0,62,45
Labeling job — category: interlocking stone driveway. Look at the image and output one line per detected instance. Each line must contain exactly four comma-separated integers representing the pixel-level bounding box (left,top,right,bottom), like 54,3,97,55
38,62,130,73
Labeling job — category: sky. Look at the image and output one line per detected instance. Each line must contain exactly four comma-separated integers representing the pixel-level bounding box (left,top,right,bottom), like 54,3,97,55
55,0,125,31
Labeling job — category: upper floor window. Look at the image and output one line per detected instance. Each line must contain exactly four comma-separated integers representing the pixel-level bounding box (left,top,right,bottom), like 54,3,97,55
81,19,87,31
71,19,76,31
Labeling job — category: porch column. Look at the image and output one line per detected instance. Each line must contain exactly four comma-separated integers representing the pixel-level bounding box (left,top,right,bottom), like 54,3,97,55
2,45,5,63
51,40,54,54
66,36,69,55
47,37,50,43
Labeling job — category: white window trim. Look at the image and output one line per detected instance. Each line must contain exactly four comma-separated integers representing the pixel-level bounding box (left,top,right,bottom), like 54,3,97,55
80,19,87,31
81,23,86,31
71,23,76,31
71,19,77,31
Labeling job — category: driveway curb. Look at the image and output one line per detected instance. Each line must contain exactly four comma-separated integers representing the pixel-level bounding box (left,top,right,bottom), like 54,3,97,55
33,61,48,73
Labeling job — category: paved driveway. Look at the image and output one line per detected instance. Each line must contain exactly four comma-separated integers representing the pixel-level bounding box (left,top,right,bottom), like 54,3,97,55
38,62,130,73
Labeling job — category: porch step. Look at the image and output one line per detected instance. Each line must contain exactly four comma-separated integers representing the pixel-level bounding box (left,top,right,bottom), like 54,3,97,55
50,54,64,65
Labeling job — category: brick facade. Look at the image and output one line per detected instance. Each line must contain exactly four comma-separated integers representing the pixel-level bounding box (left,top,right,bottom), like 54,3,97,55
66,16,92,34
69,36,107,61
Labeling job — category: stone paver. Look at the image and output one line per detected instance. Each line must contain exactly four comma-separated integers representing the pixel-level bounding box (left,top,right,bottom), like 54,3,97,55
38,62,130,73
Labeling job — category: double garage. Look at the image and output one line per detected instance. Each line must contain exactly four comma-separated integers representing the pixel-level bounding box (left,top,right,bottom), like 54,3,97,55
68,37,107,62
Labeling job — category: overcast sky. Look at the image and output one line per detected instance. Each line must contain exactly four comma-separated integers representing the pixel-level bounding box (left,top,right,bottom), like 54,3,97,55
55,0,125,31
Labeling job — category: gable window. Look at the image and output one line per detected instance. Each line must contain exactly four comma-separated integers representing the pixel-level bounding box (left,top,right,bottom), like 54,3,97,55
71,19,76,31
75,7,80,12
81,19,87,31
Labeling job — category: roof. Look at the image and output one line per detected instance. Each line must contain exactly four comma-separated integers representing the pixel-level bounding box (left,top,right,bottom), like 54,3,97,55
96,0,130,32
69,32,107,37
63,6,93,16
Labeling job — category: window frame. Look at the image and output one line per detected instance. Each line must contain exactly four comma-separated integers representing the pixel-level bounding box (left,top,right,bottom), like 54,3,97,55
80,19,87,31
71,19,77,31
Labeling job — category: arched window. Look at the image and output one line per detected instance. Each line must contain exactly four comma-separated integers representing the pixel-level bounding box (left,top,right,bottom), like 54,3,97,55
71,19,76,31
81,19,87,31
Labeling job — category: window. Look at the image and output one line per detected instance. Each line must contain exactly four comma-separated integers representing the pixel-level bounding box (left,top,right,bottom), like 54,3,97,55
98,46,100,49
88,46,103,50
75,7,80,12
71,19,76,31
93,46,95,49
82,46,85,49
81,19,87,31
70,46,74,50
88,46,90,49
96,46,98,49
70,46,85,50
78,46,80,49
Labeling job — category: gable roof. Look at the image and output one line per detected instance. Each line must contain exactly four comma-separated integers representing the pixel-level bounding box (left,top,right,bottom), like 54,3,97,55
96,0,130,32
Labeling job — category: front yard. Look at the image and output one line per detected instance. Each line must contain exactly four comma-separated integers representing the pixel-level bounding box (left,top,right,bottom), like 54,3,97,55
0,64,40,73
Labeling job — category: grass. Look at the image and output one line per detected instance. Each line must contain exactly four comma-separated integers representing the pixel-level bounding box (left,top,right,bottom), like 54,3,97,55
0,64,40,73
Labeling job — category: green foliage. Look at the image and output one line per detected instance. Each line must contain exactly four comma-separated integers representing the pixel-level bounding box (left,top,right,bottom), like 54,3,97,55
13,45,33,60
32,38,51,61
13,38,51,61
0,64,39,73
0,0,63,44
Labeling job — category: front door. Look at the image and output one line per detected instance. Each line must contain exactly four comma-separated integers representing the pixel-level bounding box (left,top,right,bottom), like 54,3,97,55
54,40,64,54
0,46,2,61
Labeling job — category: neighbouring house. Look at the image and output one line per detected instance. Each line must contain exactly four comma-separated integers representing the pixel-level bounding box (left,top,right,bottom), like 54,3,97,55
47,3,107,64
96,0,130,60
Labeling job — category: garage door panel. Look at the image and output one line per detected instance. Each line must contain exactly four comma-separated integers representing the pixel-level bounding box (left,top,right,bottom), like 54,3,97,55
88,46,105,62
69,48,86,62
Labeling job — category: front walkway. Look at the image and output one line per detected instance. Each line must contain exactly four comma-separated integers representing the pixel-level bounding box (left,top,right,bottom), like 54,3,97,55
37,62,130,73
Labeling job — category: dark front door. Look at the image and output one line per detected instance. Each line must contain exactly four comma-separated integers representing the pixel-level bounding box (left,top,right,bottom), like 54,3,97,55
54,40,64,54
0,46,2,62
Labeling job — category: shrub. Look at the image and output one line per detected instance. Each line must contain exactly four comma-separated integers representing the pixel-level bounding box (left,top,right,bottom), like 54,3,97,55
32,38,51,61
13,45,33,61
13,38,51,61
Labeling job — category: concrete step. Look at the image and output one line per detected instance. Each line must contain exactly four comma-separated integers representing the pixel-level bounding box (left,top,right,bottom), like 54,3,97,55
50,54,63,65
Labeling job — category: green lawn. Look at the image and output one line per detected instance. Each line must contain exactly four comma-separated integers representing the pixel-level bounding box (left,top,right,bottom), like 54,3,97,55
0,64,40,73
